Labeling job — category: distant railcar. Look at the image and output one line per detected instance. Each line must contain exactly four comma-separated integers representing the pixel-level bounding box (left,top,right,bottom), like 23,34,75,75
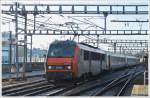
45,40,140,81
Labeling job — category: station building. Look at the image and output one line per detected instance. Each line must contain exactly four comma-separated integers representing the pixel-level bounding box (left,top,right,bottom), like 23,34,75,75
2,31,47,64
2,31,15,64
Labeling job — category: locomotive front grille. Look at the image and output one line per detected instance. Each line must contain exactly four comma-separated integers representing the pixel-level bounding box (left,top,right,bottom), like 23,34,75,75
46,71,73,80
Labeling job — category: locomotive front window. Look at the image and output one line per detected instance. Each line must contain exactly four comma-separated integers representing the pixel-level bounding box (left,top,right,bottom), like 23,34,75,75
48,44,75,57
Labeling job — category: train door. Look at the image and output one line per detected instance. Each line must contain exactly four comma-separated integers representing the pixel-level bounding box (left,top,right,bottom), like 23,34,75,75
100,53,103,72
89,52,92,74
108,55,111,70
101,54,107,70
125,57,128,67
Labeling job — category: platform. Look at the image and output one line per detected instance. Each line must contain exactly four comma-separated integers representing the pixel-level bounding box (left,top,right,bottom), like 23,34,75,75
131,85,148,96
2,70,45,80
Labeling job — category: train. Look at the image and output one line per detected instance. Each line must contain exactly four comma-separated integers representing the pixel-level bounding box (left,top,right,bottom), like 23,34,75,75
45,40,140,81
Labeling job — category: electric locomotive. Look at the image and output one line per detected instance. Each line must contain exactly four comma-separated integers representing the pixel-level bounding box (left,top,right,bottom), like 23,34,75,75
45,40,139,81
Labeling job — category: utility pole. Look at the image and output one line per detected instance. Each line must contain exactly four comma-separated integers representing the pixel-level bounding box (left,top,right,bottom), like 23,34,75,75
9,31,12,80
76,24,80,43
103,12,108,34
22,12,27,80
119,46,122,54
30,34,32,71
15,2,19,80
97,35,99,48
77,35,80,43
114,42,116,53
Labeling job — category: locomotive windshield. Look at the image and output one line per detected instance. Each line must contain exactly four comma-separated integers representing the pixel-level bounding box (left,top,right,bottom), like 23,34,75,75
47,41,76,58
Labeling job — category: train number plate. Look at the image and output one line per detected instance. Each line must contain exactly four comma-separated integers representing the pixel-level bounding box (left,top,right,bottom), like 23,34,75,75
56,66,64,69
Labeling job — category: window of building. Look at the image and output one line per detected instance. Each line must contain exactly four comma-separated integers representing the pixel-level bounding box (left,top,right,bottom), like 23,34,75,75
2,56,9,64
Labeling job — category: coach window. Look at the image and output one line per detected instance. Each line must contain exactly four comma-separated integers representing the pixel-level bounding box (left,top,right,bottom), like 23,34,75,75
84,50,89,60
92,52,100,60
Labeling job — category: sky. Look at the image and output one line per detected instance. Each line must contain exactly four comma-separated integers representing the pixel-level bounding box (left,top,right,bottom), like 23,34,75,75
1,0,149,53
1,0,149,5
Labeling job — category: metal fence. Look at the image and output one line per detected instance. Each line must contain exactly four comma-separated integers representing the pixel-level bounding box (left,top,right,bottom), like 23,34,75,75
18,57,45,62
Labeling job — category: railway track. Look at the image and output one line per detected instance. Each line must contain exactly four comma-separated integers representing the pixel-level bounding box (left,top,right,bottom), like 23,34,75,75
37,76,105,96
47,68,132,96
59,67,144,96
116,71,143,96
2,65,144,96
91,71,143,96
2,79,45,91
53,69,130,96
2,73,101,96
2,79,53,96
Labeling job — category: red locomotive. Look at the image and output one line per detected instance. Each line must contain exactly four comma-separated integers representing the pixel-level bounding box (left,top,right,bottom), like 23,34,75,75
45,40,139,81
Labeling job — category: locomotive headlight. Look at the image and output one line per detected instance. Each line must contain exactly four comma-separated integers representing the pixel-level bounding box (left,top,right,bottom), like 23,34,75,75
48,66,52,69
67,66,71,70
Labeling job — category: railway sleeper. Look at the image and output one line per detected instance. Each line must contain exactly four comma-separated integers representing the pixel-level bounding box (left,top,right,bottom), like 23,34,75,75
2,81,49,95
3,84,54,96
2,79,45,91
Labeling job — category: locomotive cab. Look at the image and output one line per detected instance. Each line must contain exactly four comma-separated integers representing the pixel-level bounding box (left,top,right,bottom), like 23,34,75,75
46,40,78,81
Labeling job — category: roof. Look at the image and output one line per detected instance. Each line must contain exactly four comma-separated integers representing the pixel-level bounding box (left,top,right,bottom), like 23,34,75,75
50,40,138,59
